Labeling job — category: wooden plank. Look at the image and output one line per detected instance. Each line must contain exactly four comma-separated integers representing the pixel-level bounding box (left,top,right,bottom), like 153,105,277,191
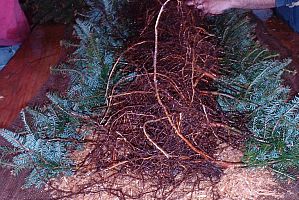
0,24,65,128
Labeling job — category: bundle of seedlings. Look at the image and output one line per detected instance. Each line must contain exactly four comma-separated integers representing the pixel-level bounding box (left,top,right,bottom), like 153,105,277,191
3,0,291,199
47,1,248,199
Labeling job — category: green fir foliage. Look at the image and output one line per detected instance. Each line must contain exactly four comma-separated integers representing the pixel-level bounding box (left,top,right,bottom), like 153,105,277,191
212,11,299,179
209,11,277,74
0,0,131,188
0,107,76,188
50,0,131,118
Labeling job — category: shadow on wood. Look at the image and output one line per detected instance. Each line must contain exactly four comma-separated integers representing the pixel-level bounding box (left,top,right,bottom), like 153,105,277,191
255,15,299,95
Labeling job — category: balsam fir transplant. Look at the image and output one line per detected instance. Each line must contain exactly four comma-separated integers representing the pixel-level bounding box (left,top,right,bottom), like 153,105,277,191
0,0,298,199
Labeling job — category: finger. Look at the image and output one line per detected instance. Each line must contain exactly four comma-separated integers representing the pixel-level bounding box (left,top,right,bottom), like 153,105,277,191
186,0,203,6
196,4,204,10
186,0,195,6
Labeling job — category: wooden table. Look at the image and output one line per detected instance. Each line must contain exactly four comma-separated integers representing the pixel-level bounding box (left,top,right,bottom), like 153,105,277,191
0,24,65,128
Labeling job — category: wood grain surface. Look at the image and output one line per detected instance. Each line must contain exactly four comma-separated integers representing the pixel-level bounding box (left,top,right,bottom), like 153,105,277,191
0,24,65,128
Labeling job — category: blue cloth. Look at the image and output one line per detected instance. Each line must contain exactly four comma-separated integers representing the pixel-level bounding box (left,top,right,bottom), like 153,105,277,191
0,45,20,71
276,0,299,7
276,0,299,32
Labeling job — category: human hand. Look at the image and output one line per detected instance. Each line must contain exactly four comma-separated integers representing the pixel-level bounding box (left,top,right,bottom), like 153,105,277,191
186,0,233,15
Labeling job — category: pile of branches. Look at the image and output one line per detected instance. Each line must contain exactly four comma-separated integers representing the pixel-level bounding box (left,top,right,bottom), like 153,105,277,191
59,1,247,199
